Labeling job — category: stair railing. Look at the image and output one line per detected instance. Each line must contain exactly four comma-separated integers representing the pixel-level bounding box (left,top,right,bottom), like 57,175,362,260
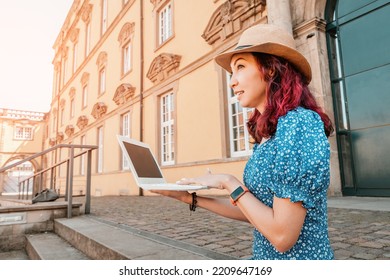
0,144,98,218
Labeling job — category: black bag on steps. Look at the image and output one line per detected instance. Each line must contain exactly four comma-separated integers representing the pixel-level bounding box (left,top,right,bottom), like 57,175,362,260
32,188,59,204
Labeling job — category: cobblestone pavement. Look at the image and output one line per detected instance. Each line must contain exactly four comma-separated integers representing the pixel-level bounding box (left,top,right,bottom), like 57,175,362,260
81,195,390,260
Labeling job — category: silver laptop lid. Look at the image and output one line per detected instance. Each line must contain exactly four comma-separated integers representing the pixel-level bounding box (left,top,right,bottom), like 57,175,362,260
117,135,166,185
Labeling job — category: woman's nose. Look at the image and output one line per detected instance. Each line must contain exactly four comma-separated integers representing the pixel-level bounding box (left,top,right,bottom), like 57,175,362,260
229,75,238,89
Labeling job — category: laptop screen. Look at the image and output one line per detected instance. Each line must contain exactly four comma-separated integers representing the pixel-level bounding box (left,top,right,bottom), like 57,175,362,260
123,142,163,178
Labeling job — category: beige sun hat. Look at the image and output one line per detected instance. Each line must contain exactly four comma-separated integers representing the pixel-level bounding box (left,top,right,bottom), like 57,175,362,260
214,24,312,83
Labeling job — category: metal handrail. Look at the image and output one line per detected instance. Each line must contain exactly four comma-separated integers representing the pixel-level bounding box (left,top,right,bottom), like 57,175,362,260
1,144,98,218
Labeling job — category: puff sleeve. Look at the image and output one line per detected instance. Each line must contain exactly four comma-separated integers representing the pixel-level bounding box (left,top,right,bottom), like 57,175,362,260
268,109,330,209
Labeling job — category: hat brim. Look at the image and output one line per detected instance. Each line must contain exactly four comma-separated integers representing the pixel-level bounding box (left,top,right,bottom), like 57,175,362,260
215,42,312,83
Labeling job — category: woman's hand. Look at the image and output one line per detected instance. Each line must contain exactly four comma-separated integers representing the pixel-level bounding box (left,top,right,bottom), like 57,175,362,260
176,169,240,193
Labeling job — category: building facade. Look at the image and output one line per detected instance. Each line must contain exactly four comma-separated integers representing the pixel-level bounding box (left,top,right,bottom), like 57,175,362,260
42,0,389,198
0,108,46,194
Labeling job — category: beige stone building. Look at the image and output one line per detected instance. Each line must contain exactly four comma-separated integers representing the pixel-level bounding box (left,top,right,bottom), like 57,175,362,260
26,0,390,197
0,108,46,194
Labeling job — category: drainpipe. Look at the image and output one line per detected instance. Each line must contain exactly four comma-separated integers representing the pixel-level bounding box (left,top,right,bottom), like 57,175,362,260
266,0,293,34
139,0,144,196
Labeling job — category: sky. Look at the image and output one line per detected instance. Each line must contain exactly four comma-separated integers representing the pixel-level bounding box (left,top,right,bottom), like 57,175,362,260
0,0,74,113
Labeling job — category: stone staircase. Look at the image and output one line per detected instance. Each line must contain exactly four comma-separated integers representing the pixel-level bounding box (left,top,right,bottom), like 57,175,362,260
23,215,236,260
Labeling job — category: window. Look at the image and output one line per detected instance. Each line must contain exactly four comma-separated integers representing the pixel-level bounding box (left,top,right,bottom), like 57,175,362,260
62,57,67,87
160,93,175,165
54,70,60,98
72,42,78,73
52,115,56,133
118,22,134,76
60,107,65,126
70,98,75,119
122,43,131,75
226,74,253,157
97,126,104,173
80,135,86,175
82,85,88,109
85,22,91,57
121,112,131,170
158,2,173,45
14,126,33,140
99,67,106,95
101,0,108,35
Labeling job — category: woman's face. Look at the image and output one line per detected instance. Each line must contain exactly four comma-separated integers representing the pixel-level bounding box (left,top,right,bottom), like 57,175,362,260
229,53,267,113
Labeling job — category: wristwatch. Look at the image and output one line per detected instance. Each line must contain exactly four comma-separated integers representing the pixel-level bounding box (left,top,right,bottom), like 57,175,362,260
230,186,249,206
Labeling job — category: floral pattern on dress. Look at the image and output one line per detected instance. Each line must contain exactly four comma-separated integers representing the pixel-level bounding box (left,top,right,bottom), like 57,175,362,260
244,107,334,260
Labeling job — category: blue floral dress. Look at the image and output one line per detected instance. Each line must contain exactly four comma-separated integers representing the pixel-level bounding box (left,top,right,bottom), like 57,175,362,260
244,107,334,260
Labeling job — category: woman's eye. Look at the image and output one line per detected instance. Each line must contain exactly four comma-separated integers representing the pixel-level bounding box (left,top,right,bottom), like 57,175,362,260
237,64,244,69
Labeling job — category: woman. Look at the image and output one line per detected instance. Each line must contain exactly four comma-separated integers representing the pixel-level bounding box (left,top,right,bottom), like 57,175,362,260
153,24,334,260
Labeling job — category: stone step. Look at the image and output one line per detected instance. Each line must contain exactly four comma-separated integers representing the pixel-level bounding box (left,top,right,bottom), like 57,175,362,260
54,215,235,260
25,232,90,260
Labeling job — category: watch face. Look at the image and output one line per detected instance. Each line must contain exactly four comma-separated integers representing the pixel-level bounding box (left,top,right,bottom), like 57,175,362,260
231,186,244,200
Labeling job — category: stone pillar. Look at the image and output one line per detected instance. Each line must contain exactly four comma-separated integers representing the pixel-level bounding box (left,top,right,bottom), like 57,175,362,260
266,0,293,34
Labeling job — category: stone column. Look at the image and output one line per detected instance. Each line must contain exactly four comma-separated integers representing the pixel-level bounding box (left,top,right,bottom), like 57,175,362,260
266,0,293,34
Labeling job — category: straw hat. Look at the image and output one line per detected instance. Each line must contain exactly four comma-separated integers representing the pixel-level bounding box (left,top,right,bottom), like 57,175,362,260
214,24,312,83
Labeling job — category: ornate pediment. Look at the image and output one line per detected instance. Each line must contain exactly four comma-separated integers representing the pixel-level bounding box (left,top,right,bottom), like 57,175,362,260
113,84,136,105
77,115,89,130
60,46,69,58
60,99,66,108
70,28,80,43
150,0,164,8
118,22,135,45
81,72,90,85
96,51,107,68
69,87,76,98
202,0,266,45
91,102,107,120
146,53,181,83
56,132,64,142
65,125,75,137
81,3,93,22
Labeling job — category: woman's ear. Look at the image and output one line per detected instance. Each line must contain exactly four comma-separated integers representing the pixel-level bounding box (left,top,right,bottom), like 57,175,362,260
268,68,275,77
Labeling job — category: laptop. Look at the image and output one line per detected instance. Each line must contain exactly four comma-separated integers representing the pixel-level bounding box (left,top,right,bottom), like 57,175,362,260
117,135,208,191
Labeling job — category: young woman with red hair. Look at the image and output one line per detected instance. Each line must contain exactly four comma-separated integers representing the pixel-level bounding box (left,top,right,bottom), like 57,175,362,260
153,24,334,260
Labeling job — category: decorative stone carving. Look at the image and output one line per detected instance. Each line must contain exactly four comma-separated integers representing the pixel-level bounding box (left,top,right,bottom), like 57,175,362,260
56,132,64,142
113,84,136,105
150,0,164,8
65,125,75,137
69,87,76,98
77,115,89,130
49,138,56,146
81,72,90,85
96,51,108,68
81,3,93,22
118,22,135,45
146,53,181,83
70,28,80,43
91,102,107,120
60,99,66,108
202,0,266,45
54,62,61,72
60,46,69,58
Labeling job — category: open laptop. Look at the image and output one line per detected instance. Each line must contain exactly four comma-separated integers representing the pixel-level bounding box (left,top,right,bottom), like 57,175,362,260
117,135,208,191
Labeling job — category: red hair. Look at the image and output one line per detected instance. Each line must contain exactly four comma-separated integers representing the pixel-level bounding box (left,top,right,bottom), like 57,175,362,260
247,53,334,143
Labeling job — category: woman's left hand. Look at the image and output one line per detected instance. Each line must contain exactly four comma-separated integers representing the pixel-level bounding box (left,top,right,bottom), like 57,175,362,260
176,169,239,193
